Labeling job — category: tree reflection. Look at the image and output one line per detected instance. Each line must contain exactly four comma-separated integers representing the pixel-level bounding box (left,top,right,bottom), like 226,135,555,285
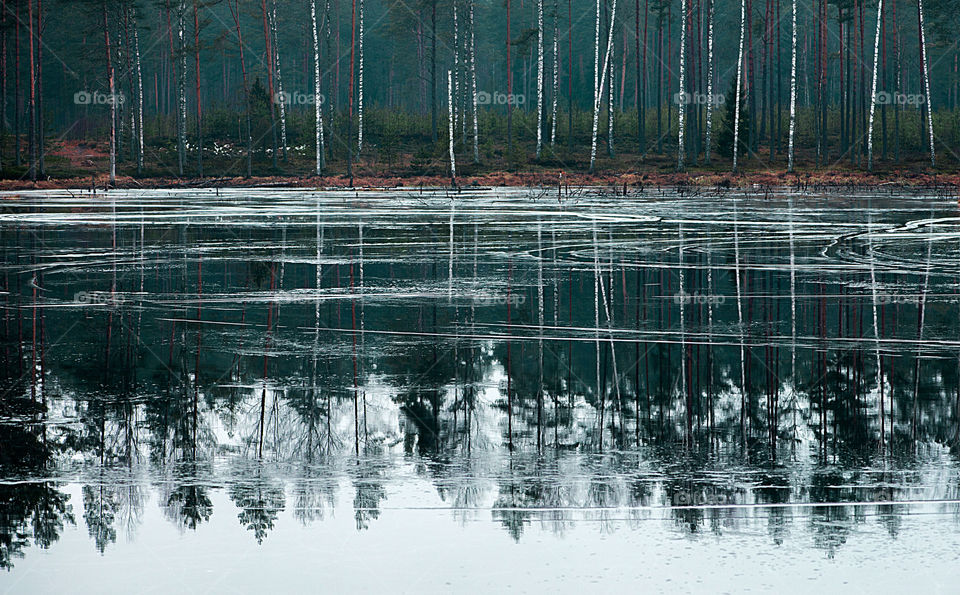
230,468,285,544
0,482,75,570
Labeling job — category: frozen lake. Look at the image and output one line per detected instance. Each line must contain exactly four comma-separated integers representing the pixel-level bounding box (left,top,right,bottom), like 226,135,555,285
2,187,960,592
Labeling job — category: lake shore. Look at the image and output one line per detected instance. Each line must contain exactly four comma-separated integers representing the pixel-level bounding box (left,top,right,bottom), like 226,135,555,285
2,168,960,192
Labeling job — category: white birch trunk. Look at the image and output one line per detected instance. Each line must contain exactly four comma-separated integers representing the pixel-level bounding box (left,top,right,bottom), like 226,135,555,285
271,0,287,159
470,0,479,163
133,6,144,175
867,0,883,171
453,3,459,140
590,0,618,171
550,0,559,148
732,0,747,172
177,0,186,177
677,0,686,171
448,70,456,185
705,0,714,164
536,0,544,158
358,0,364,151
608,51,614,156
787,0,798,171
312,0,325,175
918,0,935,166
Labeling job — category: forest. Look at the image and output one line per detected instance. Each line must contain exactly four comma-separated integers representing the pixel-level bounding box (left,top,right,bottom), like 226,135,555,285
3,0,960,184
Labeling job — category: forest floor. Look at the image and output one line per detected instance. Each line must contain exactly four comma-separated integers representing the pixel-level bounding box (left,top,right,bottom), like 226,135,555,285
2,139,959,193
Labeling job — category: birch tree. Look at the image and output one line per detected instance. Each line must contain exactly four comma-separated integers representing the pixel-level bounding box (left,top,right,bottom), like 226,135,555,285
177,0,186,177
453,2,459,141
448,70,456,186
918,0,935,166
469,0,479,163
550,0,559,148
677,0,687,171
358,0,365,152
132,4,144,175
705,0,715,164
312,0,325,175
193,0,203,176
590,0,618,171
732,0,747,172
787,0,798,171
867,0,884,171
271,0,287,160
536,0,544,158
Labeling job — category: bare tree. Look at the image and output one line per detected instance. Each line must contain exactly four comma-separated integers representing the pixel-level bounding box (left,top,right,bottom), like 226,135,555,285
788,0,798,171
469,0,479,163
867,0,883,170
358,0,364,152
104,0,116,184
733,0,747,172
312,0,325,174
132,4,144,174
590,0,618,171
536,0,544,158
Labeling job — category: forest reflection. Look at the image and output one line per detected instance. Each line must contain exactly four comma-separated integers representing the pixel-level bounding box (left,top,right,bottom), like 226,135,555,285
3,188,960,568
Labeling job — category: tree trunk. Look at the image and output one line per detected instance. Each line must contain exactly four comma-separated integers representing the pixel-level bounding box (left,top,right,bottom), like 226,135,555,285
312,0,325,174
787,0,797,171
133,5,144,175
551,0,559,149
705,0,714,164
36,0,44,176
193,0,203,177
260,0,277,168
677,0,687,171
590,0,618,171
448,70,456,185
431,0,438,144
177,0,186,177
103,1,116,185
917,0,934,166
470,0,479,163
506,0,512,148
228,0,252,177
867,0,883,170
536,0,544,158
271,0,287,160
733,0,747,171
348,0,357,183
27,0,36,181
357,0,364,152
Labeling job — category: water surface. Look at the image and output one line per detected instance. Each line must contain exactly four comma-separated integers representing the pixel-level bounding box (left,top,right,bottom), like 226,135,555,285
2,187,960,592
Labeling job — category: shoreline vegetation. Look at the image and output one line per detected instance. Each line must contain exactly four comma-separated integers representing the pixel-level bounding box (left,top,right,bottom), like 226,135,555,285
4,167,960,193
4,140,960,193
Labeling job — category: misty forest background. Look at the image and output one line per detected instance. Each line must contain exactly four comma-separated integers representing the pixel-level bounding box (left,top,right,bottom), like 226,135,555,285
5,0,960,181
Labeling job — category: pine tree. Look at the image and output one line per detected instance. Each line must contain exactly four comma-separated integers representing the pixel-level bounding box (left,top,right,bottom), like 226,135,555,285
717,79,750,160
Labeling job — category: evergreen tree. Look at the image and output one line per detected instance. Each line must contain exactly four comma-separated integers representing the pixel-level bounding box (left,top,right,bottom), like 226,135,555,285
717,78,750,160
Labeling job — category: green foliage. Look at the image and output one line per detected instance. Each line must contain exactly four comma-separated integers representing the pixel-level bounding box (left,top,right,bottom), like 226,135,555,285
716,79,750,160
